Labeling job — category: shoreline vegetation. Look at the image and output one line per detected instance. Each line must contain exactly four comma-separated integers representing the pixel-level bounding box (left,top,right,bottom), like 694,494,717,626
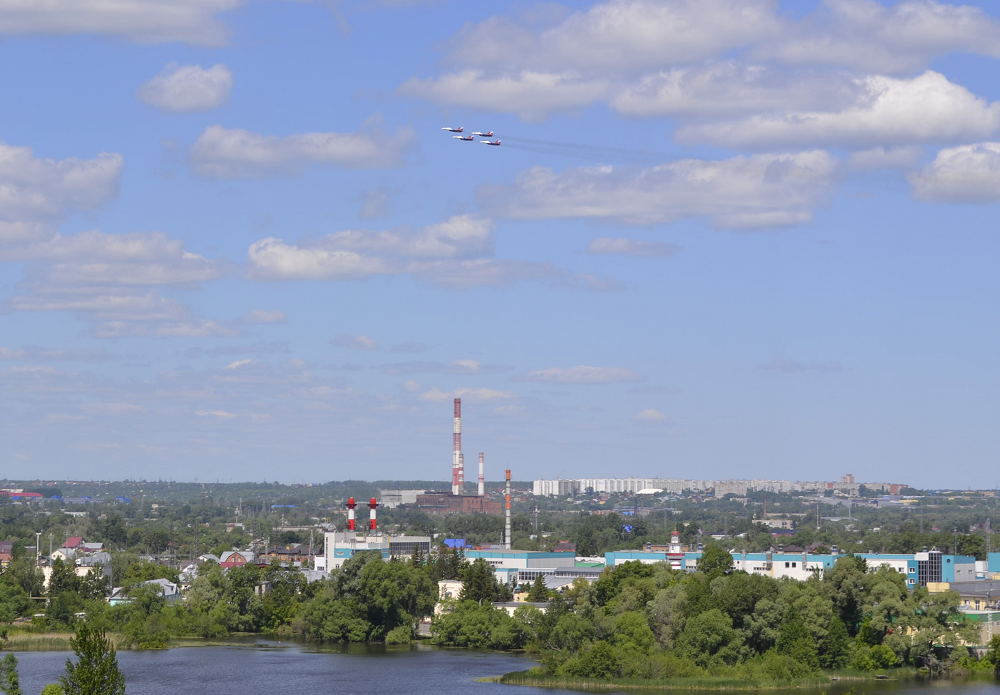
490,669,901,691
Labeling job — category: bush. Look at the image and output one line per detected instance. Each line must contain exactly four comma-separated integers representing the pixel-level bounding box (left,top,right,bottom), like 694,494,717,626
385,625,412,644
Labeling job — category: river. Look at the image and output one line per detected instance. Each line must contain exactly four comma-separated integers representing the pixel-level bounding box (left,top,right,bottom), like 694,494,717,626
8,642,1000,695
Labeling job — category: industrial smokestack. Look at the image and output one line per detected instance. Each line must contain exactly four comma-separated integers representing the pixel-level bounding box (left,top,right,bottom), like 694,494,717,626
504,469,512,550
478,453,485,497
368,497,378,533
452,398,463,495
346,497,356,532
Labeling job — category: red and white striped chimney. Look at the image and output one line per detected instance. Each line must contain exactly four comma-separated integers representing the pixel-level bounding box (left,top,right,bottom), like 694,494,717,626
478,453,485,497
452,398,463,495
368,497,378,533
346,497,356,531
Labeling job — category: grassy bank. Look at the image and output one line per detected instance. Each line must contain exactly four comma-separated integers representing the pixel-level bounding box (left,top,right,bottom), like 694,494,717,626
490,668,919,691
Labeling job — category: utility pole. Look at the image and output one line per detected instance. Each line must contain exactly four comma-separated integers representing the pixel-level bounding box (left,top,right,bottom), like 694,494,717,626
35,532,41,568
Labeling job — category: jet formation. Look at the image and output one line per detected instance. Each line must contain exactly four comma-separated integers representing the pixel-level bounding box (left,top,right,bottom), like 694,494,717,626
442,127,500,147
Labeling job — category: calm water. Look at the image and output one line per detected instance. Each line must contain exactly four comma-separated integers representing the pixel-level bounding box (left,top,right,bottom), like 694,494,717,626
9,642,1000,695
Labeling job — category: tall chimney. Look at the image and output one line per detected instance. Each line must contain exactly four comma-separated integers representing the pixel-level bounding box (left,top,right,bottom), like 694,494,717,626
478,453,485,497
504,469,512,550
346,497,356,531
452,398,463,495
368,498,378,533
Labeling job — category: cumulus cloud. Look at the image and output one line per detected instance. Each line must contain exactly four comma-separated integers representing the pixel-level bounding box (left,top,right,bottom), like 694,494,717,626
0,229,227,285
333,334,379,351
610,62,859,117
0,143,122,245
446,0,780,73
245,215,589,289
758,358,844,373
398,71,609,121
0,0,243,45
908,143,1000,203
189,122,416,178
678,72,1000,149
587,237,679,257
634,408,668,422
515,366,645,383
755,0,1000,74
482,151,837,229
2,228,234,338
137,63,232,112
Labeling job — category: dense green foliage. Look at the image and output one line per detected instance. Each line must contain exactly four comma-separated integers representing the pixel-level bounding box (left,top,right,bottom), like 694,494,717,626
60,622,125,695
432,556,988,681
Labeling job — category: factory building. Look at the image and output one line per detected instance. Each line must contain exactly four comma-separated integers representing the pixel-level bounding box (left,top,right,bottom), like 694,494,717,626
416,398,502,516
316,531,432,571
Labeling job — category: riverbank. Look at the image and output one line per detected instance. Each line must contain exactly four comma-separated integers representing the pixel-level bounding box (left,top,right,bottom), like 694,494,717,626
0,631,282,652
488,668,924,691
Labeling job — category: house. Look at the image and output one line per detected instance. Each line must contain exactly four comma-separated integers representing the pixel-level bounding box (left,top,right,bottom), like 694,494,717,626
493,602,549,616
50,548,77,563
63,537,86,550
435,579,464,614
0,541,14,566
81,542,105,553
219,550,256,569
109,578,181,606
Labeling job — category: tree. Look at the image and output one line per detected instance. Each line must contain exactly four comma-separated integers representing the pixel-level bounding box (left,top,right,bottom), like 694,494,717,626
820,614,852,669
460,558,503,605
0,654,22,695
698,542,734,578
776,605,819,671
60,622,126,695
527,575,549,603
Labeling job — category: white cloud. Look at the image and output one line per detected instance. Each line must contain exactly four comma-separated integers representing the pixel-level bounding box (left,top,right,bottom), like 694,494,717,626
246,215,576,289
587,237,679,257
137,63,232,112
224,359,253,370
401,379,421,392
238,308,287,325
1,229,226,285
516,366,645,383
398,71,609,121
908,143,1000,203
447,0,780,73
610,62,859,117
634,408,668,422
0,143,122,245
756,0,1000,74
195,409,239,418
333,334,379,351
679,72,1000,149
189,122,416,179
482,151,837,229
0,0,243,45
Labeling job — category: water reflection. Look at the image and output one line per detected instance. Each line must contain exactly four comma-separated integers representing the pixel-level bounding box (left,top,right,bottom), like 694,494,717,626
8,643,1000,695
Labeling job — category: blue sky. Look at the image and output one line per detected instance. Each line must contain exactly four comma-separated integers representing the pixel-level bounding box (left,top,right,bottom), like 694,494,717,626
2,0,1000,488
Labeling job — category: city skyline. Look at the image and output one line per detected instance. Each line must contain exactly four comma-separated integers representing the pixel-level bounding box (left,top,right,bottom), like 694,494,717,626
2,1,1000,486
